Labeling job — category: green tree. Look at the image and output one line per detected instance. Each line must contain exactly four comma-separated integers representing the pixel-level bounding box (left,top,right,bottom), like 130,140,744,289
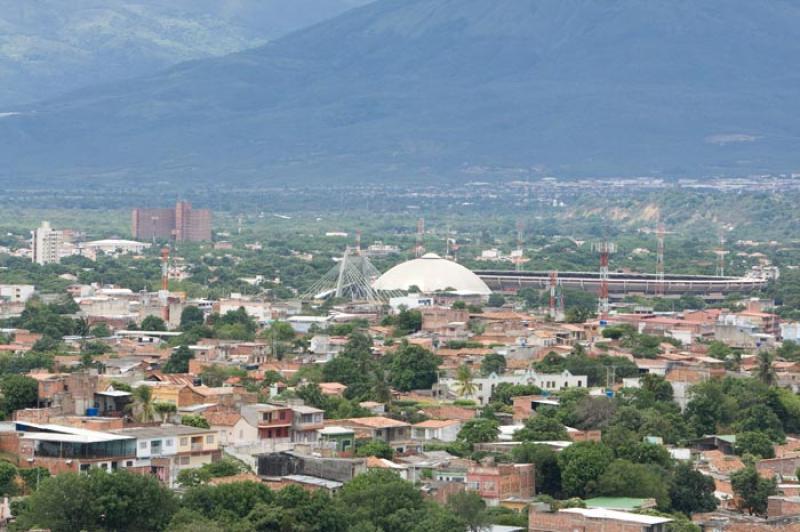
182,481,274,521
16,470,177,532
0,462,18,496
595,459,670,510
1,374,39,417
126,385,157,423
163,344,194,373
756,350,776,386
734,431,776,459
489,383,542,405
90,323,112,338
669,463,718,516
511,443,562,496
356,440,394,459
339,469,426,532
180,306,206,330
18,466,50,494
487,293,506,307
558,441,614,498
386,343,440,391
480,353,506,376
514,415,569,442
640,373,674,403
446,491,488,532
458,418,499,445
182,414,211,429
393,309,423,336
141,315,167,331
731,465,777,516
454,364,477,397
322,333,376,400
707,341,733,360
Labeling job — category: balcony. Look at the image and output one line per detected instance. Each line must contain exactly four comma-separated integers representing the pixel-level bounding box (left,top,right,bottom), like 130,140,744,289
191,444,203,452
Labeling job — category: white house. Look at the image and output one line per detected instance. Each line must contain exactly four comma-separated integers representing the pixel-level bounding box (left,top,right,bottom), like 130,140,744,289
440,369,587,406
412,419,462,443
203,411,258,446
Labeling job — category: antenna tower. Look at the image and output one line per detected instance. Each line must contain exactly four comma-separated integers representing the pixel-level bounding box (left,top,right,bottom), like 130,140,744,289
593,241,616,319
160,247,170,321
549,271,563,319
415,218,425,258
514,219,525,272
715,232,728,277
355,230,362,256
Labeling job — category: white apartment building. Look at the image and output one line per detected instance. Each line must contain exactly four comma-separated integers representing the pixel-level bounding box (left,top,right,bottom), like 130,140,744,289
31,221,64,265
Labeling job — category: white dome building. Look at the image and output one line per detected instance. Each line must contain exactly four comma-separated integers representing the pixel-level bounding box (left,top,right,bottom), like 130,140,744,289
373,253,492,295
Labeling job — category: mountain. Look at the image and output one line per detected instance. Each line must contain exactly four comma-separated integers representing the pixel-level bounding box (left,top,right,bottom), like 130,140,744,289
2,0,800,185
0,0,372,106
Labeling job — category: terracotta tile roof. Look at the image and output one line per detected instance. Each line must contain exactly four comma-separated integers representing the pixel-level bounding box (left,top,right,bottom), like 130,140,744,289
413,419,461,429
341,416,410,429
703,450,744,475
421,405,476,421
203,410,242,426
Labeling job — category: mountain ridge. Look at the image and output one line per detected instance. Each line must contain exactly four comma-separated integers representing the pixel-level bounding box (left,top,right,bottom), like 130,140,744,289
2,0,800,185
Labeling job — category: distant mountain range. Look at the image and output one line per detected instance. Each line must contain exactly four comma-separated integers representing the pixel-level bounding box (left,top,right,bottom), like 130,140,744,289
2,0,800,185
0,0,372,106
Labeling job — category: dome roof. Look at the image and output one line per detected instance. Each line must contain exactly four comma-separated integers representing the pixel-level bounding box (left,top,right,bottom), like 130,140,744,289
373,253,491,295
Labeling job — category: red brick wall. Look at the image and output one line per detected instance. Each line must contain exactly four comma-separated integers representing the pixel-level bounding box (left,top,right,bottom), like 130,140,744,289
758,456,800,478
768,496,800,518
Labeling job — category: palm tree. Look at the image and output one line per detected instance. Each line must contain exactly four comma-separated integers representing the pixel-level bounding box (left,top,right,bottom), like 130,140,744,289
126,386,157,423
756,350,777,386
455,364,477,397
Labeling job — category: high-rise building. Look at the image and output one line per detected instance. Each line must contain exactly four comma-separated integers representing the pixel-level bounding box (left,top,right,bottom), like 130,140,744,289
131,201,212,242
31,221,64,265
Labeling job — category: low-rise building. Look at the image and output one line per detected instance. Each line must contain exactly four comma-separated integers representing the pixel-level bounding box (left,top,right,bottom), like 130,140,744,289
466,458,534,506
529,506,672,531
412,419,462,443
112,425,221,487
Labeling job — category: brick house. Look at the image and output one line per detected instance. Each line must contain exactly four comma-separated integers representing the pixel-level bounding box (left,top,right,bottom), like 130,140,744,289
466,458,534,506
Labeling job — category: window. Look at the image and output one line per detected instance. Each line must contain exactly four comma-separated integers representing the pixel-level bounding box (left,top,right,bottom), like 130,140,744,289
165,439,173,446
279,411,287,420
180,437,188,446
139,441,147,449
206,435,214,444
180,456,190,465
126,461,134,467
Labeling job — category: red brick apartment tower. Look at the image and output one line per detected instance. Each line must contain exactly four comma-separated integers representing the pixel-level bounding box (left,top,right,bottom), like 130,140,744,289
176,201,212,242
132,202,212,242
132,208,176,241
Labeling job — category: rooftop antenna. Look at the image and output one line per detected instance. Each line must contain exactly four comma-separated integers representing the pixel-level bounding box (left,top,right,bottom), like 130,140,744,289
593,241,616,320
